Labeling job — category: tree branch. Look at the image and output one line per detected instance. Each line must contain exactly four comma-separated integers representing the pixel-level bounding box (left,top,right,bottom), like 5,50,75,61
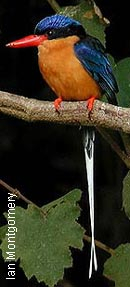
0,179,46,216
0,90,130,134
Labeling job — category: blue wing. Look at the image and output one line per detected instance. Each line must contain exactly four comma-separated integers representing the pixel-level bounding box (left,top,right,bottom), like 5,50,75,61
74,35,118,105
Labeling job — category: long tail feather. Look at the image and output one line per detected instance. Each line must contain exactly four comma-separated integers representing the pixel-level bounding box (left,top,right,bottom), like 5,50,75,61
83,128,97,278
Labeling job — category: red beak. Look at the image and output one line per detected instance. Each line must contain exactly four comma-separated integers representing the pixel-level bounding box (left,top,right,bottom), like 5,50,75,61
6,34,48,48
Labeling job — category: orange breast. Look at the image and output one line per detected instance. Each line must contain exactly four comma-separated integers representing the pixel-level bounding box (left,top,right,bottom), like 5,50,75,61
38,36,101,101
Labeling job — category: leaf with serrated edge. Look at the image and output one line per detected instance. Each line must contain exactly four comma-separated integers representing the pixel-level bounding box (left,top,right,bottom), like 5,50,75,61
104,244,130,287
0,189,84,287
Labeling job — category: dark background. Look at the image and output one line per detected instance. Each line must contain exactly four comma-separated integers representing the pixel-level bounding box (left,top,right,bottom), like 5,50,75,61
0,0,130,286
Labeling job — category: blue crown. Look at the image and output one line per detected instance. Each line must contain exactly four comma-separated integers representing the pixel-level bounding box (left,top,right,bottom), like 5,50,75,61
34,14,81,34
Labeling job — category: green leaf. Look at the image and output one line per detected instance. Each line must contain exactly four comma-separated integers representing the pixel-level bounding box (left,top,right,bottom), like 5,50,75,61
0,189,84,287
114,58,130,107
60,1,107,44
0,225,7,243
104,244,130,287
123,170,130,218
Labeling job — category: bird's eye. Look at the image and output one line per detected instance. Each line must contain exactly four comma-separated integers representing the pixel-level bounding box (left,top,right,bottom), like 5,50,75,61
67,27,71,32
48,30,53,36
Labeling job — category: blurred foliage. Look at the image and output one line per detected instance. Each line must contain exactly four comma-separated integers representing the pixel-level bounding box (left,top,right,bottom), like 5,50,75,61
60,0,107,44
123,170,130,219
114,58,130,107
103,167,130,286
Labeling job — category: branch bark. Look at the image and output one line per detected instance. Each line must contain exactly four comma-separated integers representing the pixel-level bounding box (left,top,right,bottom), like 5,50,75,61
0,90,130,133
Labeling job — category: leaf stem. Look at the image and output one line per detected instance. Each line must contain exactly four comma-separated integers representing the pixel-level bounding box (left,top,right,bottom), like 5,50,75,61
97,127,130,169
46,0,60,13
0,179,46,216
121,133,130,157
83,234,114,256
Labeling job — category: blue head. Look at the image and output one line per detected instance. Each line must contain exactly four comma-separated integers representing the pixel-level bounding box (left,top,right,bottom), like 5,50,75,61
6,14,86,48
34,14,86,40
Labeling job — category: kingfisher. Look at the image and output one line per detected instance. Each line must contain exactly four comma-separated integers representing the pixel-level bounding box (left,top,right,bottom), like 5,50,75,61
6,14,118,279
6,14,118,110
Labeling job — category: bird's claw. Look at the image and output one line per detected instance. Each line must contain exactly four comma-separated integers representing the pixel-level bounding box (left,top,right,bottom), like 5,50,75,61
54,97,63,112
87,96,96,112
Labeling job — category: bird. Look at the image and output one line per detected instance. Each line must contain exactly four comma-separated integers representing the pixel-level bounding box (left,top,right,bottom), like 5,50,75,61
6,14,118,110
6,14,118,278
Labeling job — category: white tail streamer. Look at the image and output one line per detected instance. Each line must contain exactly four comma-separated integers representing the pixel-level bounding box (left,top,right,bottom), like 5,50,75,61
83,129,97,278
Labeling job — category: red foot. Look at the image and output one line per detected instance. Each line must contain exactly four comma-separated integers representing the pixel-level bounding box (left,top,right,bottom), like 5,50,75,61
87,96,96,112
54,97,62,112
